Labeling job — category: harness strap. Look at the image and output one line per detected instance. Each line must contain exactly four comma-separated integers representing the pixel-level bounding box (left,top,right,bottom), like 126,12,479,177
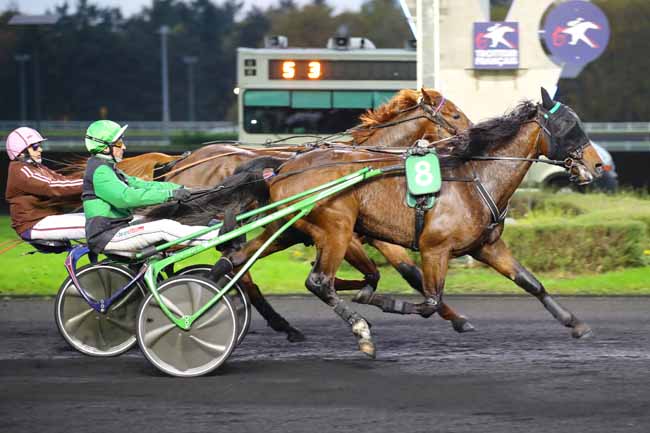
473,178,508,229
412,196,428,251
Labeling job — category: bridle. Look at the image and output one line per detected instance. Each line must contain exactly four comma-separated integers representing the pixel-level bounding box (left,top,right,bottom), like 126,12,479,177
464,103,590,174
345,94,459,144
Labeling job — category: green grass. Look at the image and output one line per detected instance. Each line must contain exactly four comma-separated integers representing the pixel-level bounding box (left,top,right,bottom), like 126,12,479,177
1,215,649,296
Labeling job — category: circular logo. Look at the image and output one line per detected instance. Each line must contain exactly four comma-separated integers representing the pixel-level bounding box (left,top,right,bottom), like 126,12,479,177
543,0,610,65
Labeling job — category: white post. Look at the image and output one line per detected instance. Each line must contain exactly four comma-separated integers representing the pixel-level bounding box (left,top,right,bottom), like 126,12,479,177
416,0,440,90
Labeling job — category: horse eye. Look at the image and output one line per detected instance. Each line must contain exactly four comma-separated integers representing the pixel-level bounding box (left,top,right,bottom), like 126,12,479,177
452,113,461,120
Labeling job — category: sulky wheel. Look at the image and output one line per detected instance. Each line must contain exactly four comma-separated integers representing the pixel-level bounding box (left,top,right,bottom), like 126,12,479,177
176,264,251,345
136,275,238,377
54,263,144,357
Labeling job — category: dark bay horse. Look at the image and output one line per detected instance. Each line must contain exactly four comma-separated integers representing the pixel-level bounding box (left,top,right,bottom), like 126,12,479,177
145,89,476,339
209,89,603,357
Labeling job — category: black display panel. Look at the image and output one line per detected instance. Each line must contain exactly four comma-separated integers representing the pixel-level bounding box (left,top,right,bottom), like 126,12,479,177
268,60,416,81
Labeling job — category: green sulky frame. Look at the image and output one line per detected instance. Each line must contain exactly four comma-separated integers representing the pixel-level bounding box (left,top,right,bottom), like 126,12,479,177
138,166,387,331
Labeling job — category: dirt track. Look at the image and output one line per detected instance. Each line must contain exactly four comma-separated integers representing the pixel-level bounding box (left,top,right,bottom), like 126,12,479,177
1,296,650,433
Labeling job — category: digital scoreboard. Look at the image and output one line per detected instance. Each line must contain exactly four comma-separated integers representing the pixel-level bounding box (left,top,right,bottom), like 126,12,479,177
268,60,416,81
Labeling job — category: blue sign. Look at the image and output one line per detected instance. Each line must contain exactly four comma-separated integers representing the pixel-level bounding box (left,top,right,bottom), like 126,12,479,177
543,0,610,67
473,22,519,70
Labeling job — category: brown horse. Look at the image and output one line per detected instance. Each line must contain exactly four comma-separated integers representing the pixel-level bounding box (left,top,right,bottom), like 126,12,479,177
207,89,603,357
145,89,476,340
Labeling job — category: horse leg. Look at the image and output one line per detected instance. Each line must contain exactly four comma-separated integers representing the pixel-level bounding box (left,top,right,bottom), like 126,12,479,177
417,245,451,319
472,239,591,338
367,239,474,332
211,225,306,342
302,223,376,358
334,234,380,294
239,272,305,342
342,238,435,318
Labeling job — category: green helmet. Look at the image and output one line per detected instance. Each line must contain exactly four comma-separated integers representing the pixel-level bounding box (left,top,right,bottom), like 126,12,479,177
85,120,128,154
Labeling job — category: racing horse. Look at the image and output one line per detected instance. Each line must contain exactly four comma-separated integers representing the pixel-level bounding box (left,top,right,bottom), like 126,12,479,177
55,89,473,342
199,89,603,357
144,89,477,339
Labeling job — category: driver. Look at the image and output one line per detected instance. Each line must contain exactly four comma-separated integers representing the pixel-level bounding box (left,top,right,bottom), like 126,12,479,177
82,120,219,256
5,127,85,241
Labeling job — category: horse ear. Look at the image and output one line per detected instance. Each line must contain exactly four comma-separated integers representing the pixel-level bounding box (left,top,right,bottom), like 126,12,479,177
540,87,554,109
420,88,433,104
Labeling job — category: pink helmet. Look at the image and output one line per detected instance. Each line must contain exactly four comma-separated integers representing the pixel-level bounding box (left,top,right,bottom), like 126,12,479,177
5,127,47,160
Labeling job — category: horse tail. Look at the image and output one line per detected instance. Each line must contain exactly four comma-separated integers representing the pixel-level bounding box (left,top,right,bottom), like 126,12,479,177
143,156,284,226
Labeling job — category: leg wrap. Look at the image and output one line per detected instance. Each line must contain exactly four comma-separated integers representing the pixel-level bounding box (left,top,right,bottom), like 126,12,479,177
366,294,416,315
541,295,574,326
514,268,545,296
396,263,424,291
333,300,363,326
209,257,233,282
365,271,380,289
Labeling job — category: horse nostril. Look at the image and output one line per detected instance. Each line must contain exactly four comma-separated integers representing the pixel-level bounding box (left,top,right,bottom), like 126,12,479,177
595,162,604,174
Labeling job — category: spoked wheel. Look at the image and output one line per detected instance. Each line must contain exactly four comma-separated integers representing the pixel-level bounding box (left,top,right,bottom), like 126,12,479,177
176,264,251,345
137,275,238,377
54,263,143,357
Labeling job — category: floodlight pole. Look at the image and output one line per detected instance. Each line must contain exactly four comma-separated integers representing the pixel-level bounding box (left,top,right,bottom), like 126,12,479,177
15,54,31,123
160,25,171,143
182,56,198,122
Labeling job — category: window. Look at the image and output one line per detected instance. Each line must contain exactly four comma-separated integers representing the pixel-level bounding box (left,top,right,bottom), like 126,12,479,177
243,89,398,134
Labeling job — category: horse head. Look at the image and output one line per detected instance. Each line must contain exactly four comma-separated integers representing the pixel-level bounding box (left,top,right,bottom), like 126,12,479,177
538,88,603,185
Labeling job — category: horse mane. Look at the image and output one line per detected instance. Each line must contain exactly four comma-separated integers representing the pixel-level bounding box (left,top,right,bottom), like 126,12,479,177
142,156,284,226
358,89,421,127
349,89,422,142
446,100,538,159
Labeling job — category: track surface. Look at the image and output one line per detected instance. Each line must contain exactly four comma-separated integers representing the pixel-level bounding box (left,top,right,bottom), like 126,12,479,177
1,296,650,433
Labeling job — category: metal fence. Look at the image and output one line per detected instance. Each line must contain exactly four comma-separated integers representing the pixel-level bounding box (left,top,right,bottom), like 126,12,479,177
0,120,236,133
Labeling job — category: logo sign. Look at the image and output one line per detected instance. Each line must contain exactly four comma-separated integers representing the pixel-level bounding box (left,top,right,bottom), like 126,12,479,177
543,0,610,67
473,22,519,69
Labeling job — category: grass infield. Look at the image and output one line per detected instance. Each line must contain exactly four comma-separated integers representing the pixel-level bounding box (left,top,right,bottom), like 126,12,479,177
1,213,648,297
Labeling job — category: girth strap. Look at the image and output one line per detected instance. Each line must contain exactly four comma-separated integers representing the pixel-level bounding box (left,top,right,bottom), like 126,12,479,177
412,196,429,251
473,179,509,229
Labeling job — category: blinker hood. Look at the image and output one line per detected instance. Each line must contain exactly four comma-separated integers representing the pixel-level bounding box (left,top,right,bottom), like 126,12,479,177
541,103,590,161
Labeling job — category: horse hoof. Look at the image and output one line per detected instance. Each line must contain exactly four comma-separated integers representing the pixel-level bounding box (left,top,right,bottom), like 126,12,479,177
352,285,375,304
571,322,593,339
286,328,306,343
358,339,376,359
451,317,476,333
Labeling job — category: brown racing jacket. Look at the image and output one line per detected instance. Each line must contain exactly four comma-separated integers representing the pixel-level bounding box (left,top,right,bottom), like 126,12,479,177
5,160,83,236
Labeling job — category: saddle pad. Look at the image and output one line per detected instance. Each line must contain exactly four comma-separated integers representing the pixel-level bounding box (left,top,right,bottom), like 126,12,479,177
405,153,442,196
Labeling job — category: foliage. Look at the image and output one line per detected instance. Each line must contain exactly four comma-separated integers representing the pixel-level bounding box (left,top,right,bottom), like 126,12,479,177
503,220,645,272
